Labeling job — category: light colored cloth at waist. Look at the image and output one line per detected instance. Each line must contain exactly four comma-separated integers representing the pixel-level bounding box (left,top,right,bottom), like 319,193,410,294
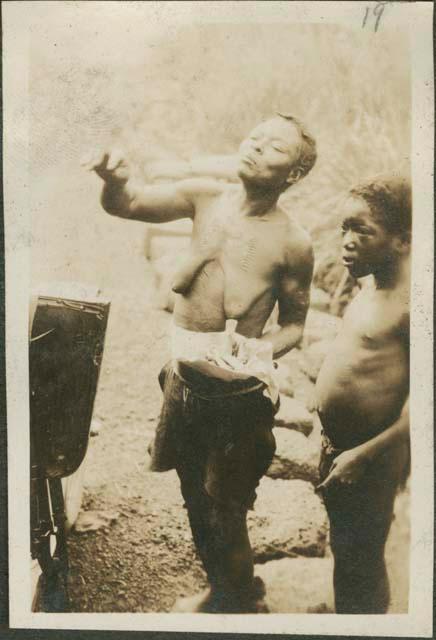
171,321,279,404
171,322,234,361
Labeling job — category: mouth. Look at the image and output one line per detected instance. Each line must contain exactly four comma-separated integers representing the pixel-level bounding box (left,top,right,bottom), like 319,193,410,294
242,156,257,168
342,255,357,267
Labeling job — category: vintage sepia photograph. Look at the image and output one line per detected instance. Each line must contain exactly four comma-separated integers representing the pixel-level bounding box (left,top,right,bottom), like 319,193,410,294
3,1,433,636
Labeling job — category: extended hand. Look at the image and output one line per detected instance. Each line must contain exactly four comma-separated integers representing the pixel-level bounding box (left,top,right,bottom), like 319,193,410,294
81,149,130,185
316,448,369,494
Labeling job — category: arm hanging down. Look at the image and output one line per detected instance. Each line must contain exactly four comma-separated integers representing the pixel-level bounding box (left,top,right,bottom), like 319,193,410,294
316,398,410,493
261,241,314,359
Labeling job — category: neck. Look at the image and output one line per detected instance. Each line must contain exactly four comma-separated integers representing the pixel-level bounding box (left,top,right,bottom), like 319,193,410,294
374,254,410,290
237,180,281,217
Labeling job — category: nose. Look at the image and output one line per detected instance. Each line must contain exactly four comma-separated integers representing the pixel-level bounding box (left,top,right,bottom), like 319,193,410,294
343,231,357,250
252,139,263,154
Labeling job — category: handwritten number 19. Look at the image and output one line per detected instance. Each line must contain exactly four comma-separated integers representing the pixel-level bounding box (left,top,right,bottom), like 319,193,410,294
362,2,387,33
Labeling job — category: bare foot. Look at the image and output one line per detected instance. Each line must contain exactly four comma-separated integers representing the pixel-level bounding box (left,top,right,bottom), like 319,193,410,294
171,589,217,613
172,579,268,614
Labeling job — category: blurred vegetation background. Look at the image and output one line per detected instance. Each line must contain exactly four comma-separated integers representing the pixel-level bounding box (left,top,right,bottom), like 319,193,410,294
29,15,410,302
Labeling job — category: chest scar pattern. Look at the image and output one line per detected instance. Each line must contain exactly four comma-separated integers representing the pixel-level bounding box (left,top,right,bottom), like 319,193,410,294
240,236,257,272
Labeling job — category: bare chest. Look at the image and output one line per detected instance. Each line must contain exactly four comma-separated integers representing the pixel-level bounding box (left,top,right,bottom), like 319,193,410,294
343,289,409,347
182,197,289,320
193,203,286,280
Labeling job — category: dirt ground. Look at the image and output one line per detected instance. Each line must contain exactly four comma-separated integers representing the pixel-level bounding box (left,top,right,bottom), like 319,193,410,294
67,278,409,613
67,282,208,612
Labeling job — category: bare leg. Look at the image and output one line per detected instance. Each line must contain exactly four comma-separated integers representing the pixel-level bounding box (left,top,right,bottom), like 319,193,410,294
174,475,265,613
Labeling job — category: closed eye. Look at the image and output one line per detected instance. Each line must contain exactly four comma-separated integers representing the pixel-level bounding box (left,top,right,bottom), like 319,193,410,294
342,224,373,235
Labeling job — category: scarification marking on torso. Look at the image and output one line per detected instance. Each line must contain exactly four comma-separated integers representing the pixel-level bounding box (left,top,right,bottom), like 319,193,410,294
186,193,288,320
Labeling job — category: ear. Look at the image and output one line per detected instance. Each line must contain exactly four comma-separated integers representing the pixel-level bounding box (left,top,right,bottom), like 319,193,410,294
286,166,302,186
392,231,411,254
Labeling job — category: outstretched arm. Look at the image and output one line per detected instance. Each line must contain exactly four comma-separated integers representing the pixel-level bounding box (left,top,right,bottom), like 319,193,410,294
86,150,219,223
147,155,239,182
261,241,314,359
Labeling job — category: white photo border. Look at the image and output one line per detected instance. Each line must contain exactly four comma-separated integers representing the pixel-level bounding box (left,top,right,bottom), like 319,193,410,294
3,1,434,636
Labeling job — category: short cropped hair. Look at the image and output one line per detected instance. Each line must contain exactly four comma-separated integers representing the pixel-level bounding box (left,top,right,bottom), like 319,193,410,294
349,175,412,235
276,112,317,180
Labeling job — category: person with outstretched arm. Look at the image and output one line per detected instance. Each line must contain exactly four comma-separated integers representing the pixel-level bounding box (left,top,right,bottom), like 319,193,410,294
87,113,317,613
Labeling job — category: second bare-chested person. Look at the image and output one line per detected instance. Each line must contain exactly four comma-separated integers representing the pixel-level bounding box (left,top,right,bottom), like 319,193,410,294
88,114,317,612
315,176,411,613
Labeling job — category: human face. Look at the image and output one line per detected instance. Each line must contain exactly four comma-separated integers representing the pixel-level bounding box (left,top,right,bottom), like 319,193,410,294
238,117,301,190
341,196,398,279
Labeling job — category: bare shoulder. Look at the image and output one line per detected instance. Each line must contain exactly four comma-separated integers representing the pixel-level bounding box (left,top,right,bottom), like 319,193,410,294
281,213,314,273
177,177,226,203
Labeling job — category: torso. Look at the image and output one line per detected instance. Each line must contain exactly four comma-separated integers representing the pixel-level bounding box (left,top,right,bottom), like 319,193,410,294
173,185,298,337
315,281,409,448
